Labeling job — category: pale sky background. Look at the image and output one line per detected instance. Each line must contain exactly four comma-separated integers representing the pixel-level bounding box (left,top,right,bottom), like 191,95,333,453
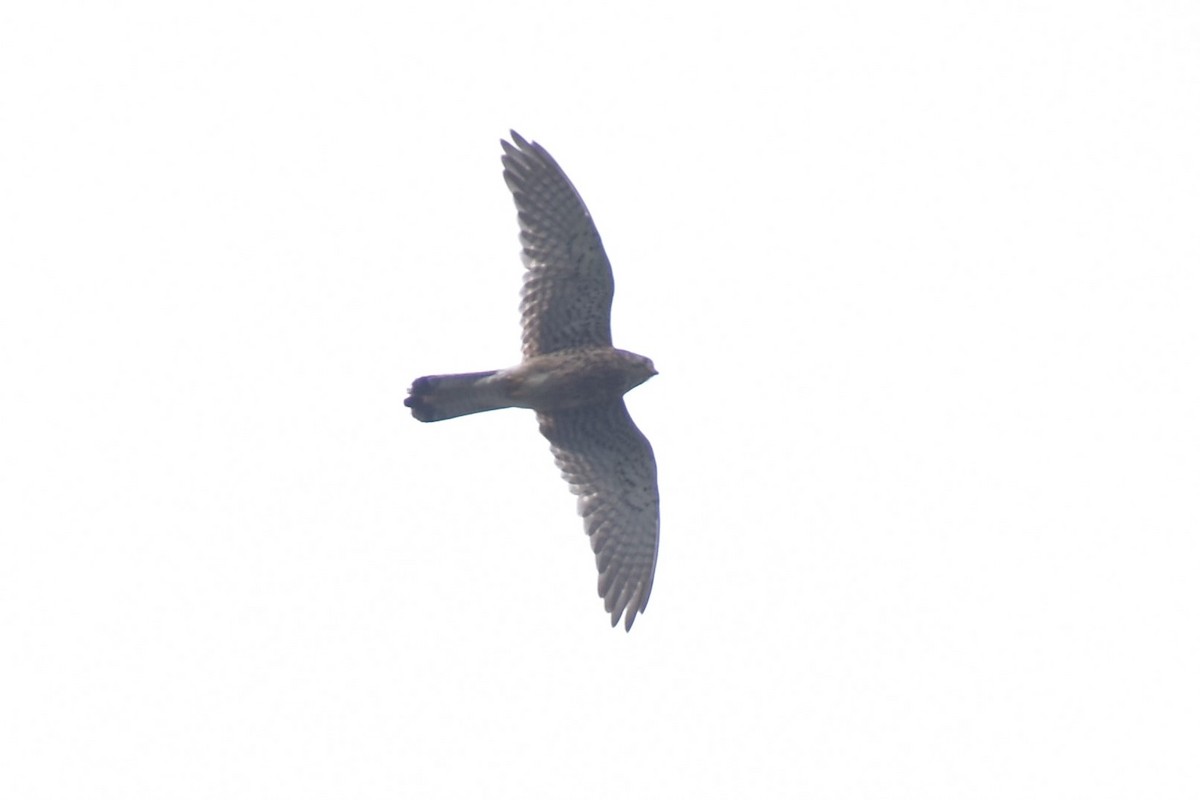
2,2,1198,797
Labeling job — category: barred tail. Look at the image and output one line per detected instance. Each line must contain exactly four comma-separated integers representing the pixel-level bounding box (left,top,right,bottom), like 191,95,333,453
404,370,511,422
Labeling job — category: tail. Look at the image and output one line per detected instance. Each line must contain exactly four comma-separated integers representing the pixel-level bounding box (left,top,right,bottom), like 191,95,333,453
404,370,512,422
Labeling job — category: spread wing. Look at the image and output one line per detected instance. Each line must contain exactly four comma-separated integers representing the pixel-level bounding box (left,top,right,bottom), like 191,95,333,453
501,131,614,358
538,401,659,631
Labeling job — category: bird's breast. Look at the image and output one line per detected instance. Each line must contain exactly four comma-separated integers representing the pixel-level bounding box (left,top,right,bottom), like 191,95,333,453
501,348,641,412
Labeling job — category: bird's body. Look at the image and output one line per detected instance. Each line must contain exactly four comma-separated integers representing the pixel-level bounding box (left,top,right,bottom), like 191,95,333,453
405,132,660,630
406,347,655,422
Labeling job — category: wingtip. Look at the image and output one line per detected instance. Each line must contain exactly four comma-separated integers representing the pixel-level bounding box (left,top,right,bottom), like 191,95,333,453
500,132,530,175
610,605,641,632
503,130,530,154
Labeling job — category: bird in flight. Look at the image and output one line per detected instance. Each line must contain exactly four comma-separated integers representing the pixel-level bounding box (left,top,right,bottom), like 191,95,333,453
404,131,660,631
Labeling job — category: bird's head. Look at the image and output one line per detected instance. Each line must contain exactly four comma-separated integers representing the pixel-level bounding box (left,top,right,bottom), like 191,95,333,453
621,351,658,391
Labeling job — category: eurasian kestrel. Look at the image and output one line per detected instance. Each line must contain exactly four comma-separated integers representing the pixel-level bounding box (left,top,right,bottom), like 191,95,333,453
404,131,659,631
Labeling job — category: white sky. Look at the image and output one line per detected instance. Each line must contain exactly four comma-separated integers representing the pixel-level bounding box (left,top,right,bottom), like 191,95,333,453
2,1,1198,797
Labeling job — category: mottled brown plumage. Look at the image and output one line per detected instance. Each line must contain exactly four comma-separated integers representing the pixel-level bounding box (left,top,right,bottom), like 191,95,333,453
404,132,660,630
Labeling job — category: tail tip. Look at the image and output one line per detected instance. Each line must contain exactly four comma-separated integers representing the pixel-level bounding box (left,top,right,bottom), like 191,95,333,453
404,376,439,422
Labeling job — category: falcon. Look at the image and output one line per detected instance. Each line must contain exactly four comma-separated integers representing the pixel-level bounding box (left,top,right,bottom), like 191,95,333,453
404,131,660,631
